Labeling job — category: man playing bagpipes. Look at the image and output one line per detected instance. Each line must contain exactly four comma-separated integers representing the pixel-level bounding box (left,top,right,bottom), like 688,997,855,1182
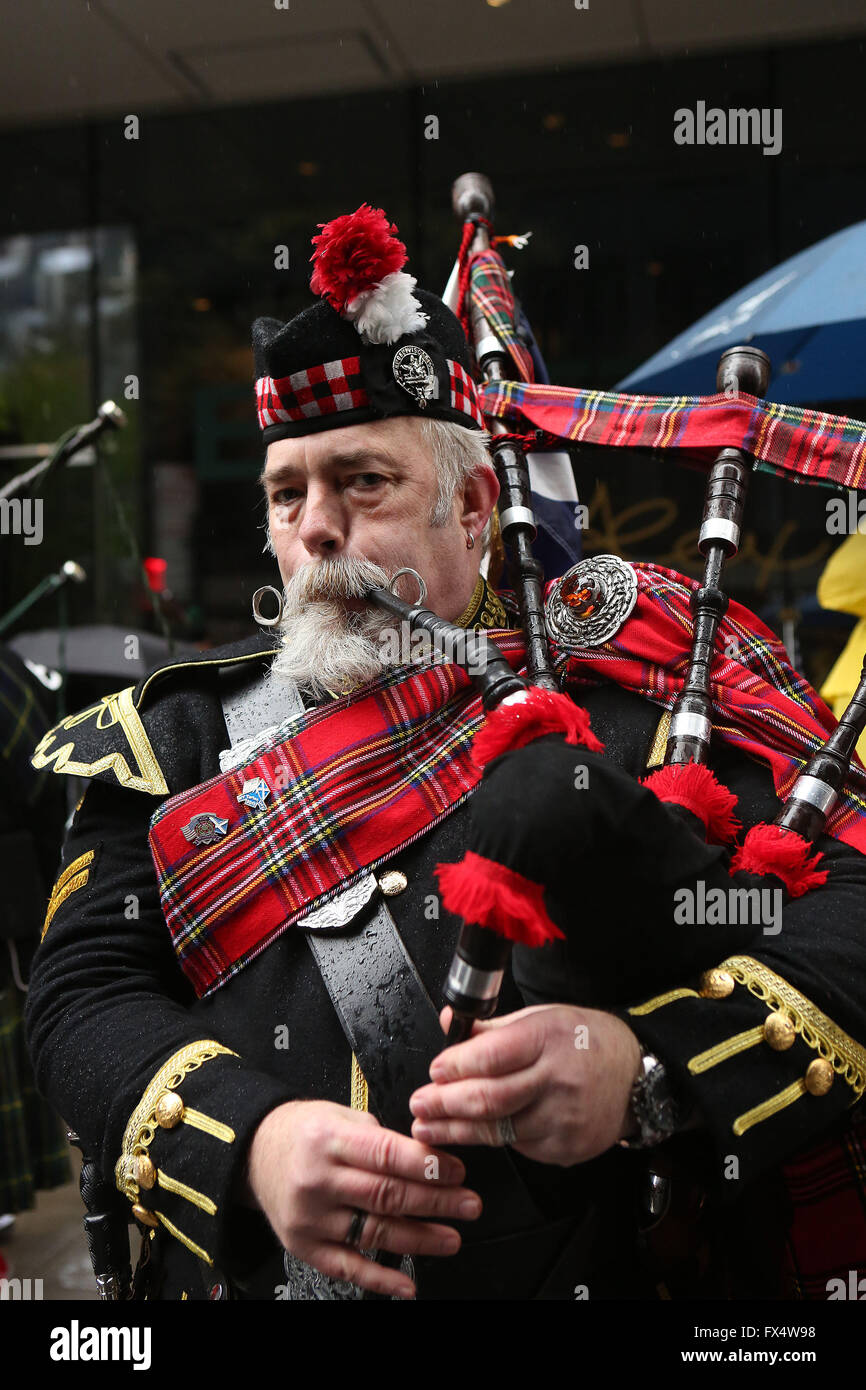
24,193,866,1300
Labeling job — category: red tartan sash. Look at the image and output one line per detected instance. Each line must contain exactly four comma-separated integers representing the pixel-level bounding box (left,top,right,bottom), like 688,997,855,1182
149,563,866,998
149,649,516,997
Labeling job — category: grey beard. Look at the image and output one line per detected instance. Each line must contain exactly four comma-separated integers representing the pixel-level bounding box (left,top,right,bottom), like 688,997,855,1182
269,556,407,699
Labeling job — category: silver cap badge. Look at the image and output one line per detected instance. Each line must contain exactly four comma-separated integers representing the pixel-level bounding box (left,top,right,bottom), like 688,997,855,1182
392,345,438,409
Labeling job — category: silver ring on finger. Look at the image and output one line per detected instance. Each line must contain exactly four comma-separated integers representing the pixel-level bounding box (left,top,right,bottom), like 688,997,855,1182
496,1115,517,1147
344,1208,367,1248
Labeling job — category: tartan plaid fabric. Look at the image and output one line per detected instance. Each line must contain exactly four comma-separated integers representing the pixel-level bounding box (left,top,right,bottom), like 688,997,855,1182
149,648,517,997
562,561,866,853
469,251,535,383
0,982,70,1211
782,1111,866,1296
448,359,485,427
256,357,483,432
481,379,866,492
149,564,866,998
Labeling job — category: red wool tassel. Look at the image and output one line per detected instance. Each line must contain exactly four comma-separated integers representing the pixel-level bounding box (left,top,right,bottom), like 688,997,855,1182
435,852,565,947
641,761,741,845
310,204,407,314
729,823,829,898
472,688,604,769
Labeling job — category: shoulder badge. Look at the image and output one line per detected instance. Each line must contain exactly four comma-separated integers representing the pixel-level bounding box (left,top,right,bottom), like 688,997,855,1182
31,686,169,796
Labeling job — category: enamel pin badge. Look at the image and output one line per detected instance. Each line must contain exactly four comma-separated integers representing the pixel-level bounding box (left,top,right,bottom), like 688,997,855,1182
181,813,229,846
236,777,271,811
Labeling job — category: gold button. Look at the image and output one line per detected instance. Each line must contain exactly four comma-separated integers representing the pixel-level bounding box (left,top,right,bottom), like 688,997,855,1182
154,1090,184,1129
378,870,408,897
134,1154,157,1190
699,968,734,999
804,1058,834,1096
763,1012,796,1051
131,1203,159,1228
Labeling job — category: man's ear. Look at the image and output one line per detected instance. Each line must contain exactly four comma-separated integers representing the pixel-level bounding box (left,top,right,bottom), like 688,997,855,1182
460,461,500,535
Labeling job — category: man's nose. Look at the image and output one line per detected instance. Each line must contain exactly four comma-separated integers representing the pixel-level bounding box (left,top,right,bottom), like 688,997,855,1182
297,483,346,555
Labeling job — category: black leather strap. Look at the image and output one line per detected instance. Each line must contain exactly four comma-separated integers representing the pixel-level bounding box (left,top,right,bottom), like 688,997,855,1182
305,899,441,1134
218,650,303,745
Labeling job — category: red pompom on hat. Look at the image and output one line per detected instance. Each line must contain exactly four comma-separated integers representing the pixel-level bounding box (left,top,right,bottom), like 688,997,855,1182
309,204,427,344
310,205,406,310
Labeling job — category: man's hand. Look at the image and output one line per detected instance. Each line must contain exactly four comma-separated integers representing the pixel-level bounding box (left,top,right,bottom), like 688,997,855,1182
246,1099,482,1299
409,1004,642,1166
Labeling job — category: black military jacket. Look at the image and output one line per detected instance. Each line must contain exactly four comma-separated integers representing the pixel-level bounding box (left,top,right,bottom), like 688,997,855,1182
24,627,866,1299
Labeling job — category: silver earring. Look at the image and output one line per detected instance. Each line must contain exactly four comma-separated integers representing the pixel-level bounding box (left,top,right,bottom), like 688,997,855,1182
252,585,284,627
466,532,475,550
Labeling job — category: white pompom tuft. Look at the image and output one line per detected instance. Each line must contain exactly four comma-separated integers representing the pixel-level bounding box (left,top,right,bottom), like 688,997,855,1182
346,271,428,345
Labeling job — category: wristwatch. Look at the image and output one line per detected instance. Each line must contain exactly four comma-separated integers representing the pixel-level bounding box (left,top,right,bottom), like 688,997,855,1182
618,1046,682,1149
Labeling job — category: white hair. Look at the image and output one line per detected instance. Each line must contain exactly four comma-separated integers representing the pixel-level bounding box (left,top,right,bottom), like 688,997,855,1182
269,554,408,698
420,418,494,549
263,417,494,556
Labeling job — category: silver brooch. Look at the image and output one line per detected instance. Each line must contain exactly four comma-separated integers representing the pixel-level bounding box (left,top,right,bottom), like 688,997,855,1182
236,777,271,811
545,554,638,648
392,345,438,409
181,813,229,846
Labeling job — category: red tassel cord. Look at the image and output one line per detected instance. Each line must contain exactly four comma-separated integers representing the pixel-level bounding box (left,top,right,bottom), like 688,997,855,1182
472,687,604,770
455,218,479,342
435,852,565,948
641,761,741,846
729,823,829,898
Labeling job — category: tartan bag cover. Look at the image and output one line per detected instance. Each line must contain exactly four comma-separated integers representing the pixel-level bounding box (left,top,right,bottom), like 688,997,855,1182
148,563,866,999
468,250,535,383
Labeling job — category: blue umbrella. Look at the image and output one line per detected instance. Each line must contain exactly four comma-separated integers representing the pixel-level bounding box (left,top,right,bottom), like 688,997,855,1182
618,221,866,403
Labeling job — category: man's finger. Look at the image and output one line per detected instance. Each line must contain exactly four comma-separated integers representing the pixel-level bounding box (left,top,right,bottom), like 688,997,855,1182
429,1011,547,1082
326,1208,462,1259
335,1167,482,1222
303,1242,416,1300
330,1123,466,1186
409,1109,544,1151
410,1066,539,1123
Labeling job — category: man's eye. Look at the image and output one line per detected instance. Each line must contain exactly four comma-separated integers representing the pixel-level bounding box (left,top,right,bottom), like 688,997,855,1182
272,488,301,503
349,473,385,489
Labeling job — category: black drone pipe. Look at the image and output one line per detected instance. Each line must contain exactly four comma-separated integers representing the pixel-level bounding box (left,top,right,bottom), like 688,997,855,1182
664,346,772,767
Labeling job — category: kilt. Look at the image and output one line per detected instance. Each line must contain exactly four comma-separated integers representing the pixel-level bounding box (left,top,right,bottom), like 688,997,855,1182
783,1110,866,1297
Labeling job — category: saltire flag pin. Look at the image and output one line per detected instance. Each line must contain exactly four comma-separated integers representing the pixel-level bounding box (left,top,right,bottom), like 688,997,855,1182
237,777,271,811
